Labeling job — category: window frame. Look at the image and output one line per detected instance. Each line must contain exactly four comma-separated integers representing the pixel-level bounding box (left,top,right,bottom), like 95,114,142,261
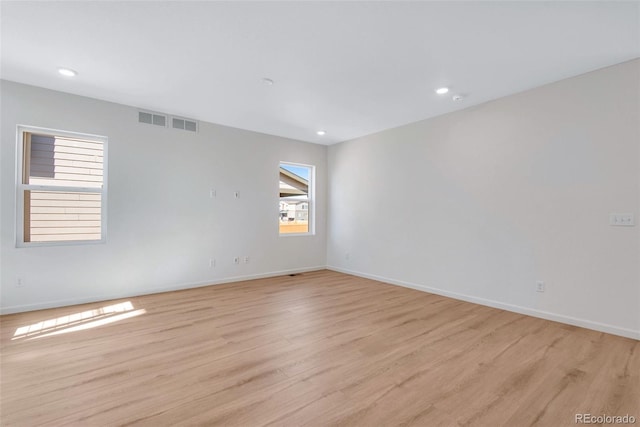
15,125,109,247
279,161,315,237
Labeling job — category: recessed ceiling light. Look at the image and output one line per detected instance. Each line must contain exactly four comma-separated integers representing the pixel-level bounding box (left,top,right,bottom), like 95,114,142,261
316,130,326,136
261,78,274,85
435,87,449,95
58,68,78,77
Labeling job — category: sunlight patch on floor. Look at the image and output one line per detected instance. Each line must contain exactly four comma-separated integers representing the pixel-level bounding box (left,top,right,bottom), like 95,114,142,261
12,301,145,340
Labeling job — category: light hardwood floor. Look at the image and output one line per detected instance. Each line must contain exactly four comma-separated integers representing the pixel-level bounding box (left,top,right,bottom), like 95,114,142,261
1,270,638,426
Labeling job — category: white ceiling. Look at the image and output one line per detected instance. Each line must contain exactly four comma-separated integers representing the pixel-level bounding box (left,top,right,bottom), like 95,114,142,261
1,1,639,145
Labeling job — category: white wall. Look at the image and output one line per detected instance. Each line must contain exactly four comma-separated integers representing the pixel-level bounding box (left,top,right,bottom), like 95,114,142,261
1,81,327,313
327,60,640,339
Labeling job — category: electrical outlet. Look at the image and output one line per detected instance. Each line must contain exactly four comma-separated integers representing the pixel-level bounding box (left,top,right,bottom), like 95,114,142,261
233,257,240,265
244,256,250,264
16,277,24,287
234,191,240,199
209,258,215,268
536,281,545,293
209,189,216,198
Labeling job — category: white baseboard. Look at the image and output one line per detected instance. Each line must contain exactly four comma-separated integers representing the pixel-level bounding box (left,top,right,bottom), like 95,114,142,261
327,265,640,341
0,265,326,315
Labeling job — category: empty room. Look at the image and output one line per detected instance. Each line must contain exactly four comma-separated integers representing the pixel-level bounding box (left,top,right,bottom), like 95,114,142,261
1,1,638,426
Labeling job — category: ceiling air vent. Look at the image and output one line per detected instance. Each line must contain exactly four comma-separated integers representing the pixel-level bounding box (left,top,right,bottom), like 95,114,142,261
172,117,198,133
139,111,166,127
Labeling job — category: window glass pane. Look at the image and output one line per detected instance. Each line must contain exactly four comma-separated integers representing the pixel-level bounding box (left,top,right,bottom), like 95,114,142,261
29,134,103,188
279,163,311,234
25,190,102,242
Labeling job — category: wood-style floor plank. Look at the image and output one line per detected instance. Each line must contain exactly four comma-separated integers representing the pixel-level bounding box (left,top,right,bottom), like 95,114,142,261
1,270,638,426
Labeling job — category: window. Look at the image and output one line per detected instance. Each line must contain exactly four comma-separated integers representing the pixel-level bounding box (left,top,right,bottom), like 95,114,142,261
279,162,313,235
16,126,107,246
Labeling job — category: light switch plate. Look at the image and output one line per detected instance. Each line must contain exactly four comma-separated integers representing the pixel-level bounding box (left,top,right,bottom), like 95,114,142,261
609,213,635,226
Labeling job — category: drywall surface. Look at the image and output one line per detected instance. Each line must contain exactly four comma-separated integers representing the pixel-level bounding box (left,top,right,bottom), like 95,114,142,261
327,60,640,339
1,81,327,313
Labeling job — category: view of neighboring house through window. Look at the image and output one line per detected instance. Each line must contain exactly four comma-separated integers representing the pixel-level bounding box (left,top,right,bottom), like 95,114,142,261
17,126,107,245
279,162,313,235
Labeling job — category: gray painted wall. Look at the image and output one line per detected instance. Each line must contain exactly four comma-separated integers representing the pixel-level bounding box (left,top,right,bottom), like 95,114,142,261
1,80,327,312
327,60,640,339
